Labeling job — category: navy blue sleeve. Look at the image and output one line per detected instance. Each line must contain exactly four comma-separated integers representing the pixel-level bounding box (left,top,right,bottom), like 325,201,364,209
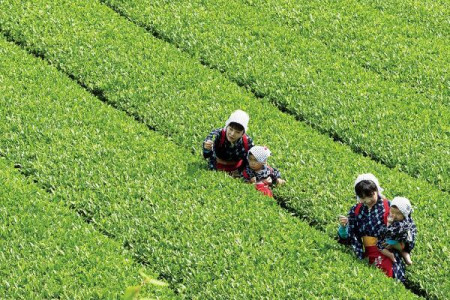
267,166,282,184
347,205,364,259
246,135,254,151
404,218,417,253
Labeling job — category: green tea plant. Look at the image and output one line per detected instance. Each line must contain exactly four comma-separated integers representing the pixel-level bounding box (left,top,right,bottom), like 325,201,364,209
123,271,169,300
0,159,175,299
237,0,449,92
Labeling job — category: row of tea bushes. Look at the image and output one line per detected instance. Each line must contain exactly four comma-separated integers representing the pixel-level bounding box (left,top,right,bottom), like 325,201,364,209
238,0,449,92
0,159,174,299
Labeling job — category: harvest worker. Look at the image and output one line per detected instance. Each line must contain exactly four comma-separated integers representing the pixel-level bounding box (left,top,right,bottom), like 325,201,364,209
241,145,286,197
337,174,411,282
202,110,254,176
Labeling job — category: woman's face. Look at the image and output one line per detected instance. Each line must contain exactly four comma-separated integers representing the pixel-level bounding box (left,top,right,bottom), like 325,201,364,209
360,192,378,207
226,125,244,143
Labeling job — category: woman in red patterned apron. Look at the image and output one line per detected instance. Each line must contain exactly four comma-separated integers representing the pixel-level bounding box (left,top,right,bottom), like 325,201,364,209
202,110,254,176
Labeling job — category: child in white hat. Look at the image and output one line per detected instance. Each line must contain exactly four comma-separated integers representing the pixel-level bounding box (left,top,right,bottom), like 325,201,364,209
241,145,286,197
203,110,254,176
379,197,417,265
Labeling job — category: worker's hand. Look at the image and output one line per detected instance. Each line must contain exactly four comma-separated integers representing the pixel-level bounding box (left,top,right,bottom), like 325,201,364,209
230,170,241,178
338,215,348,226
204,140,214,150
264,177,273,185
250,177,257,183
276,178,286,185
387,215,394,226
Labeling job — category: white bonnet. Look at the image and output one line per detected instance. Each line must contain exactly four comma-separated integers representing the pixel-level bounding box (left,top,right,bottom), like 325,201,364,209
225,110,249,132
391,197,413,218
354,173,384,201
248,146,271,163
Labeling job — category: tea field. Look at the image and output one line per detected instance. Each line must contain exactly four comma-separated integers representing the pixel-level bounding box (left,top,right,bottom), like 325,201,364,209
0,0,448,299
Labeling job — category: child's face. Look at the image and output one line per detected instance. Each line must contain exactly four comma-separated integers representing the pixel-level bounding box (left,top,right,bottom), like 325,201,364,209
360,192,377,207
248,154,265,171
389,206,405,222
226,125,244,143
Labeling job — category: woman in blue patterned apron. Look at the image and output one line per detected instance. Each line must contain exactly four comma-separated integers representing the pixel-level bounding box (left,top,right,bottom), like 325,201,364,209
338,174,415,282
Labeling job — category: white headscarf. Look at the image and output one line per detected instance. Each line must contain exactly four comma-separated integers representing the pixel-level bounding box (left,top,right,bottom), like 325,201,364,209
225,110,249,132
354,173,384,201
248,146,271,163
391,197,413,218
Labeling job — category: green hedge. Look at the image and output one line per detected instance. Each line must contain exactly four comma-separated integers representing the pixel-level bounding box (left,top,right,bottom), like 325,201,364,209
0,37,419,298
240,0,449,92
358,0,449,35
0,159,174,299
100,0,449,191
0,0,448,297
